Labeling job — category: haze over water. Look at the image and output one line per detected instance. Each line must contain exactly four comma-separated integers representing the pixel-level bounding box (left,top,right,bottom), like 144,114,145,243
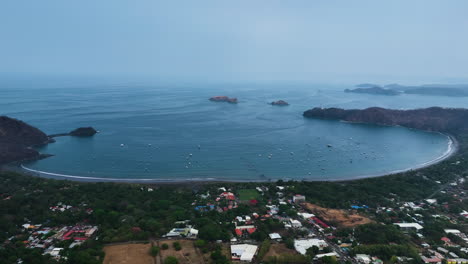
2,81,466,181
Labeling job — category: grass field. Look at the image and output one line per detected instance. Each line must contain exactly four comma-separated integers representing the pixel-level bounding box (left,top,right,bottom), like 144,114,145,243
103,243,153,264
238,189,260,201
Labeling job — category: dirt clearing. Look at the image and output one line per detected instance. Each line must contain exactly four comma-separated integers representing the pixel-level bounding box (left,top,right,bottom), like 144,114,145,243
103,243,154,264
304,202,373,228
157,239,206,264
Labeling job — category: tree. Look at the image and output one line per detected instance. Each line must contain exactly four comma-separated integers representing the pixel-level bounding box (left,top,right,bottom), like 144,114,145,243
285,238,294,249
173,241,182,251
149,246,159,257
164,256,179,264
211,249,230,264
321,256,339,264
306,246,319,257
194,240,207,248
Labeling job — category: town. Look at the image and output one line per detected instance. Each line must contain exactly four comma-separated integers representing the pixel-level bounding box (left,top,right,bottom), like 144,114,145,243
2,171,466,264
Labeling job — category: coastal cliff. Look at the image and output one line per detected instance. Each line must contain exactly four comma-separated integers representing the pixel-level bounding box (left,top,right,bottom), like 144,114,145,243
0,116,50,164
303,107,468,134
0,116,97,164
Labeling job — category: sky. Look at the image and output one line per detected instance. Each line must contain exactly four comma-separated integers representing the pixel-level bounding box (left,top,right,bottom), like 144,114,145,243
1,0,468,83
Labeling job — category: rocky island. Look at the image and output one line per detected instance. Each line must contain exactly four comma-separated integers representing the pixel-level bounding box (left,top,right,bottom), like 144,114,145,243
303,107,468,134
345,86,400,96
349,83,468,97
49,127,98,138
0,116,97,165
270,100,289,106
209,96,238,104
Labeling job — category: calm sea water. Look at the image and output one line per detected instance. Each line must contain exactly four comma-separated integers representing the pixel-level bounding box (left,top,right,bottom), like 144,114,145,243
2,81,466,181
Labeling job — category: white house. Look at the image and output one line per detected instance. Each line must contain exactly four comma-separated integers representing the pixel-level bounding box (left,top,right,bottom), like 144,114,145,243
294,239,327,255
356,254,372,264
394,223,423,231
290,219,302,228
231,244,258,262
293,195,306,204
269,233,281,240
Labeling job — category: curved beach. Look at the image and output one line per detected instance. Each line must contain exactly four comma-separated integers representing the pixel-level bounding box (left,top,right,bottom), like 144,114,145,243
18,133,458,183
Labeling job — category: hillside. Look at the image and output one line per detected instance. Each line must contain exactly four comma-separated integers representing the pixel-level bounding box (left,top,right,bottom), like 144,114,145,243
303,107,468,134
0,116,49,164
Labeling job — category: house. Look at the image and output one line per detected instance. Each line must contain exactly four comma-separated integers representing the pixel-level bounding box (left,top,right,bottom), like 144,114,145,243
269,233,281,240
85,226,98,237
444,229,461,235
394,223,423,232
421,256,442,264
298,212,315,219
220,192,236,200
315,252,339,260
437,247,449,254
235,225,256,236
293,195,306,204
294,239,327,255
231,244,258,262
47,248,63,258
447,258,468,264
290,219,302,228
165,225,198,238
356,254,372,264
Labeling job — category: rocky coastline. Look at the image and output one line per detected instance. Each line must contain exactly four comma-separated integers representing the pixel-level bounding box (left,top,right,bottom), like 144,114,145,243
303,107,468,134
0,116,96,165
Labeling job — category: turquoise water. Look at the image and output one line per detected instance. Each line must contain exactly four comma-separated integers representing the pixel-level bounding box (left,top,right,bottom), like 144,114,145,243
2,81,466,181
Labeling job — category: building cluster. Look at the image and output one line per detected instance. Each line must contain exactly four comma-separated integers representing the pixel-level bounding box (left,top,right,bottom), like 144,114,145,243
16,224,98,261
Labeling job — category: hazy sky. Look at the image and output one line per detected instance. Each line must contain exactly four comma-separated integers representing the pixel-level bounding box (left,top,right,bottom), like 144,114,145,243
1,0,468,83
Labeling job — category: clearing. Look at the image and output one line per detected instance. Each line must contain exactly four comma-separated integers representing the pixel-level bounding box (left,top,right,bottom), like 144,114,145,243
103,243,154,264
262,243,299,260
157,239,206,264
238,189,260,201
304,203,373,228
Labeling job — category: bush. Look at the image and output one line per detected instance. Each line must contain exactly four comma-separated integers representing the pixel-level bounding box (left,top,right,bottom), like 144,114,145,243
173,241,182,251
194,239,207,248
161,243,169,250
164,256,179,264
149,246,160,257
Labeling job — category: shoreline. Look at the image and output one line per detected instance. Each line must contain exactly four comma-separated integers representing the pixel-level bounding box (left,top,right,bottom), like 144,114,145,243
12,133,459,184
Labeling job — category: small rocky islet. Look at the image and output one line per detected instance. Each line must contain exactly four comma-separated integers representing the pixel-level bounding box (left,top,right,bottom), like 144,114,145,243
270,100,289,106
209,96,238,104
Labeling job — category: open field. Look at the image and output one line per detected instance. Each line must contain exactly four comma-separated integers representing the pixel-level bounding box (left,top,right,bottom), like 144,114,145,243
238,189,260,201
103,243,154,264
304,203,373,228
262,243,298,260
158,240,206,264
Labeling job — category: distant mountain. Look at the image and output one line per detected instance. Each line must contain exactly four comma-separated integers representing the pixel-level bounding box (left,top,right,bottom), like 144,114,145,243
384,84,468,97
355,83,381,88
345,87,400,96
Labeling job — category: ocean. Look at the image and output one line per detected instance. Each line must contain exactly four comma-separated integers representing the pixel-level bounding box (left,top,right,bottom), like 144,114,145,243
2,80,466,182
